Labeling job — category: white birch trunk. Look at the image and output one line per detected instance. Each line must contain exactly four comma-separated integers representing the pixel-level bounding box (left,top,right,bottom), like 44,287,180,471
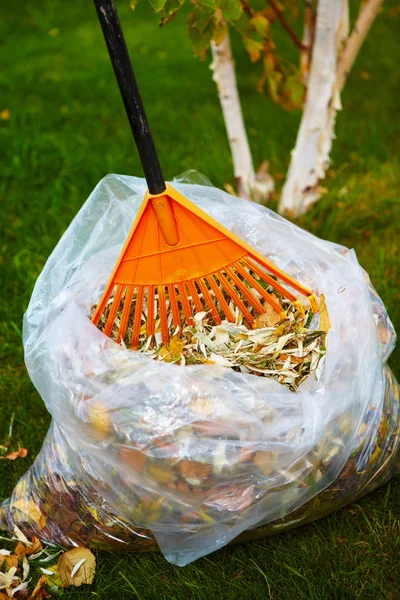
210,31,274,202
278,0,349,217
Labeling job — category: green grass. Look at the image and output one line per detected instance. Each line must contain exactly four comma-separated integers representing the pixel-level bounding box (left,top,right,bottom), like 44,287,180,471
0,1,399,598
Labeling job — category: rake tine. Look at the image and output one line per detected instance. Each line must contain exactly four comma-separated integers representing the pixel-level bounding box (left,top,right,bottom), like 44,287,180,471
187,280,203,313
206,275,235,322
158,285,169,344
197,279,221,324
243,257,298,303
178,282,193,324
146,286,155,340
92,284,114,326
217,270,254,325
227,264,265,313
118,284,134,343
104,284,124,337
131,286,144,349
168,284,181,329
235,263,286,317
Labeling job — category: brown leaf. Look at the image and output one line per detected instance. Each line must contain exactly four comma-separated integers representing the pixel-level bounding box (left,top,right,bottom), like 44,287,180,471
57,547,96,587
0,445,28,461
119,446,146,472
253,304,281,328
3,554,18,570
15,537,42,558
29,575,50,599
253,451,276,477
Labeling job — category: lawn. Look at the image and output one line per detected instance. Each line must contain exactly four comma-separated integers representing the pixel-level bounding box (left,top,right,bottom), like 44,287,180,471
0,1,399,598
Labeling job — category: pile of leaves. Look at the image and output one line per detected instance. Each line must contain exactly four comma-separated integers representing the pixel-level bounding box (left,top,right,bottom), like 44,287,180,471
143,305,326,392
94,291,328,392
0,528,95,599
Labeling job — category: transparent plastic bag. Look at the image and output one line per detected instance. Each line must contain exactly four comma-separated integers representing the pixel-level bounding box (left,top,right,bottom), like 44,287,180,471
1,173,398,566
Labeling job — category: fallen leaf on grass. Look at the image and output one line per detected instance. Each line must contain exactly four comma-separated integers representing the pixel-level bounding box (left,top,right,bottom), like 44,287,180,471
13,501,46,530
0,446,28,461
15,537,42,558
29,575,50,599
2,554,18,570
57,548,96,587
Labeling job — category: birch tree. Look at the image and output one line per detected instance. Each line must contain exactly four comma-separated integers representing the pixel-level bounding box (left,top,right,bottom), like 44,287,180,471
131,0,385,216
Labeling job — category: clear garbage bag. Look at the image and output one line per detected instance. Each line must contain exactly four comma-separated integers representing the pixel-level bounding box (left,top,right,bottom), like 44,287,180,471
1,173,398,566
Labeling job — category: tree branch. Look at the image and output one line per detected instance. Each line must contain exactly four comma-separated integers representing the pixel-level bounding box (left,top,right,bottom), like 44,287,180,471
267,0,310,51
336,0,384,91
240,0,254,18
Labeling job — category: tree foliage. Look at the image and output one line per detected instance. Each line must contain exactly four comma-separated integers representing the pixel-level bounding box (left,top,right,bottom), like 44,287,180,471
131,0,311,111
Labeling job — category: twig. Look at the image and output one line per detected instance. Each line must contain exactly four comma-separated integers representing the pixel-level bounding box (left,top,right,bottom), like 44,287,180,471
240,0,254,18
267,0,310,51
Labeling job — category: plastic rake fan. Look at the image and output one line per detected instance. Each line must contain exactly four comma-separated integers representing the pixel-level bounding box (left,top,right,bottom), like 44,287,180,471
92,0,318,350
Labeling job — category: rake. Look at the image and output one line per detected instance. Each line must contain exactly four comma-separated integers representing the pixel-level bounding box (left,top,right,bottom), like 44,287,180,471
91,0,318,350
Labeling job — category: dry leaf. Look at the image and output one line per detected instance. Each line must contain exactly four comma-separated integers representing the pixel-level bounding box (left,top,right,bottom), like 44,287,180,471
88,403,111,441
13,500,46,530
40,564,65,589
15,537,42,558
253,451,276,477
119,446,146,472
57,548,96,587
253,304,281,328
29,575,49,599
3,554,18,570
159,334,186,362
0,446,28,461
319,294,331,333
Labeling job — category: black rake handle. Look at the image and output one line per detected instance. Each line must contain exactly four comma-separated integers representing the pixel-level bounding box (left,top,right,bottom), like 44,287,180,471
94,0,166,195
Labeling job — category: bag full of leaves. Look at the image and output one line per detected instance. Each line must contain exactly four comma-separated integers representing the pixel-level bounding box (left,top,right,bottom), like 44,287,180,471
1,172,399,566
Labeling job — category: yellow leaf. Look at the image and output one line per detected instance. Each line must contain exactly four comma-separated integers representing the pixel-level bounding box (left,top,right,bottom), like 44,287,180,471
159,334,186,362
44,563,67,588
0,109,10,121
148,465,175,484
88,402,111,440
368,445,381,467
319,294,331,333
13,499,46,530
213,23,227,45
57,547,96,587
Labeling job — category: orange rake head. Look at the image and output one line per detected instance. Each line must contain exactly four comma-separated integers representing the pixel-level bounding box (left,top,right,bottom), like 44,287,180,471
92,1,318,350
91,184,318,349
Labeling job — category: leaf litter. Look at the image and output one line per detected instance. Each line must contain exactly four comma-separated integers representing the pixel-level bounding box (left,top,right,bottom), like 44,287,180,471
93,282,328,392
0,532,96,599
